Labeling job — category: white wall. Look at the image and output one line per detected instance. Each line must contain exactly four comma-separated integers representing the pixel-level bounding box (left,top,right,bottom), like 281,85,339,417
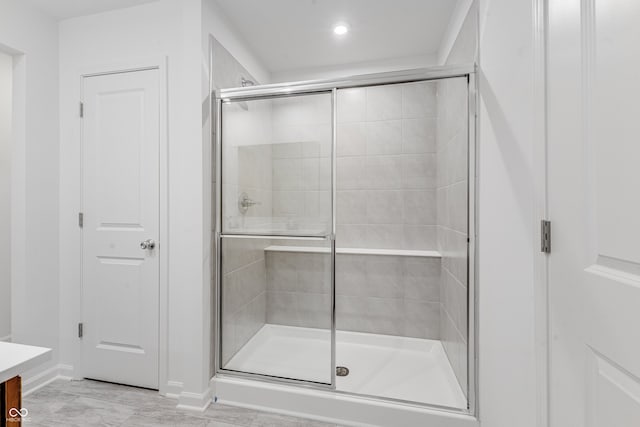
477,0,543,425
0,0,60,380
438,0,475,65
0,51,11,340
201,0,270,86
271,54,437,84
56,0,271,407
58,0,211,408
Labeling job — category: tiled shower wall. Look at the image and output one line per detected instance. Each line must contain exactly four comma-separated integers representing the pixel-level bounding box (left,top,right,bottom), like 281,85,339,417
211,38,271,365
270,143,331,232
266,249,332,329
221,100,273,231
265,81,442,340
335,254,440,338
264,94,333,332
333,82,441,338
271,140,331,229
336,82,438,250
264,249,441,339
436,76,469,396
269,94,332,233
213,40,469,356
436,0,477,396
221,238,268,365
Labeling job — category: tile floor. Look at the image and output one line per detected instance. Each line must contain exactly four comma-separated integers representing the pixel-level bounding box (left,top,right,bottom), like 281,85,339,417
23,379,343,427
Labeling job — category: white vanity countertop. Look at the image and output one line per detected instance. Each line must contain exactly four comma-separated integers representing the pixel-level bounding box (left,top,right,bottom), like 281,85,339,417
0,342,52,384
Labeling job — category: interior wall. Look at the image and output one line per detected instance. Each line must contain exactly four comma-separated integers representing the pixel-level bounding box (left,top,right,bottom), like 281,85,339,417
477,0,541,425
271,54,438,83
437,0,475,65
0,0,60,382
0,51,11,341
58,0,210,405
202,0,270,86
56,0,270,403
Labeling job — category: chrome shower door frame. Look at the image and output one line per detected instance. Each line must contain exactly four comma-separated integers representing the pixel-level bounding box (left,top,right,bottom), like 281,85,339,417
213,63,478,415
215,89,336,390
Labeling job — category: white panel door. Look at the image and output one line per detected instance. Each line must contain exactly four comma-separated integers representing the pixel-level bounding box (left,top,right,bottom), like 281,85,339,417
82,68,160,389
548,0,640,425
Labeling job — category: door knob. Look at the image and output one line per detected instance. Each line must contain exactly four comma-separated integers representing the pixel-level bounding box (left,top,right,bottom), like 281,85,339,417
140,239,156,250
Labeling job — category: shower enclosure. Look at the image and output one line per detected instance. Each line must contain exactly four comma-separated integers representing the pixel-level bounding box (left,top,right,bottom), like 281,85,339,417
214,66,476,413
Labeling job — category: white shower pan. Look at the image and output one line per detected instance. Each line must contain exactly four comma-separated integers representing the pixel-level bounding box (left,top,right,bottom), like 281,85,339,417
225,324,466,409
215,324,476,427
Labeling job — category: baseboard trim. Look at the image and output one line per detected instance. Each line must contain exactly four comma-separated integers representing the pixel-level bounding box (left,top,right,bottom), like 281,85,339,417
164,380,184,399
21,366,211,413
176,386,213,412
22,364,73,396
0,335,11,342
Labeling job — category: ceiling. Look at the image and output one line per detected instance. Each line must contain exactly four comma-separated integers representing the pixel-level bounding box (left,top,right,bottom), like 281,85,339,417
23,0,158,20
215,0,457,73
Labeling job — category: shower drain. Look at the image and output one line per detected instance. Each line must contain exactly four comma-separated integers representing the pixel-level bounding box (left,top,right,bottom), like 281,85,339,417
336,366,350,377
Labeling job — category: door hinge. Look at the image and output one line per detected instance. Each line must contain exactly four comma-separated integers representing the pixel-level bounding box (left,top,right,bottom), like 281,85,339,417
541,220,551,253
80,102,84,118
78,322,83,338
78,212,84,228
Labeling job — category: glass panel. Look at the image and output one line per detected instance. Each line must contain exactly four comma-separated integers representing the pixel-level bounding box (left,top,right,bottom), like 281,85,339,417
334,77,469,409
220,236,332,384
221,93,332,237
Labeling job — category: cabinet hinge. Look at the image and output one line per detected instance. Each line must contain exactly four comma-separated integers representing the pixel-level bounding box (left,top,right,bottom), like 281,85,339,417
78,212,84,228
80,102,84,118
78,323,83,338
541,220,551,253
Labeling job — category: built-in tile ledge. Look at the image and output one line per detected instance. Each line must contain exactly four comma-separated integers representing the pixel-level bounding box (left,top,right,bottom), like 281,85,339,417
264,246,441,258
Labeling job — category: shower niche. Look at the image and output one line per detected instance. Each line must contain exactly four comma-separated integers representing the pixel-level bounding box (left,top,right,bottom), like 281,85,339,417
215,71,474,412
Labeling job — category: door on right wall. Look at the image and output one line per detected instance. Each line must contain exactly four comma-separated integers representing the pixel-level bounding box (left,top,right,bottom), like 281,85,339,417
548,1,640,425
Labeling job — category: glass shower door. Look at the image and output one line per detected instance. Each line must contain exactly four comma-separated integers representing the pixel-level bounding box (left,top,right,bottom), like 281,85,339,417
217,92,335,385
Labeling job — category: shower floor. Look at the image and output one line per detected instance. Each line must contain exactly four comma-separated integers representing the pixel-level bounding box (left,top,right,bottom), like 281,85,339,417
225,324,467,409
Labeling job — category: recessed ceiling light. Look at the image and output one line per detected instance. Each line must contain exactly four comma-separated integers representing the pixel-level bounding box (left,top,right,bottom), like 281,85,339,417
333,24,349,36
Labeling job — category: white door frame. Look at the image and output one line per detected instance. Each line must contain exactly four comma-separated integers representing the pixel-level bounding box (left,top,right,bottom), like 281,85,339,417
77,56,168,394
532,1,549,426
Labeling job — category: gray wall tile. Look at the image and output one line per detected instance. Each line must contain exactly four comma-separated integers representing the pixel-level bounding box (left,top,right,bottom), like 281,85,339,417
366,190,404,224
337,88,366,123
436,73,471,397
366,85,402,121
404,301,440,339
337,122,366,156
366,120,402,155
402,118,437,154
402,81,437,119
336,295,404,336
